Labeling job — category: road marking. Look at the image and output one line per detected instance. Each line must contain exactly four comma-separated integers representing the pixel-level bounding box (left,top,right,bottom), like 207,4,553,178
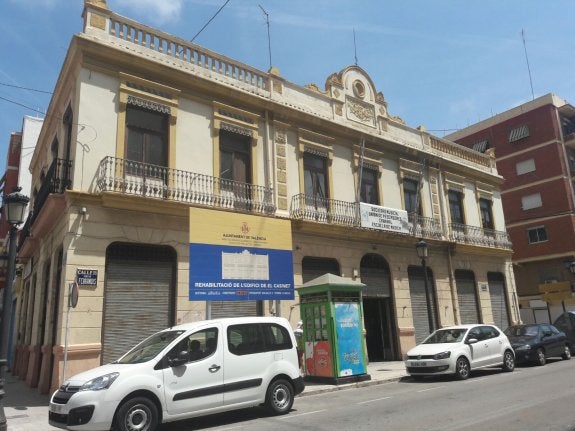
357,396,392,405
417,386,445,393
215,426,243,431
280,409,327,419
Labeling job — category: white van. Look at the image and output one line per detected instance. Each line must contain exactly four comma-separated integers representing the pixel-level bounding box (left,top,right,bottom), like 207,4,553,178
49,316,304,431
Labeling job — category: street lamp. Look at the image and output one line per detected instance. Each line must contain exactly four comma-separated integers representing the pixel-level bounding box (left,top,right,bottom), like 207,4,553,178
0,187,29,431
416,239,436,334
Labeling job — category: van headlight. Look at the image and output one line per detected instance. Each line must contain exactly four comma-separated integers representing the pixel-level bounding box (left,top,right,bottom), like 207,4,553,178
433,351,451,360
80,372,120,391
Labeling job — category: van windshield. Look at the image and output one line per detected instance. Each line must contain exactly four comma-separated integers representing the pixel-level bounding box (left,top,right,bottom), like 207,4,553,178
116,330,185,364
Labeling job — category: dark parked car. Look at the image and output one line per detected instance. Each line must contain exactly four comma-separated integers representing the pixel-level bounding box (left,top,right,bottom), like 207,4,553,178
553,311,575,353
504,324,571,366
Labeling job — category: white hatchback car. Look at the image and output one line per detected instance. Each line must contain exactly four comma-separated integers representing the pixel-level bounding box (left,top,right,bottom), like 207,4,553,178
49,316,304,431
405,324,515,380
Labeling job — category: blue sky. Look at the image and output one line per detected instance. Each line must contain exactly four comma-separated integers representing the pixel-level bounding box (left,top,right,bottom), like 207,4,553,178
1,0,575,172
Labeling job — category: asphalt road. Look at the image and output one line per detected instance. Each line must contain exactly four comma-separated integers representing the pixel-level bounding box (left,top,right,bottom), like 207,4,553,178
165,358,575,431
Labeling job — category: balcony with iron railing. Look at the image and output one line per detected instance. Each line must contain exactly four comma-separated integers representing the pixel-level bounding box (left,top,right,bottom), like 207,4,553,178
289,193,512,250
95,156,276,214
20,158,72,246
448,222,512,249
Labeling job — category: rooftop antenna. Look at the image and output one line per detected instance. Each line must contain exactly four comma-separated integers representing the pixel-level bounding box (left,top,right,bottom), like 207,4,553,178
353,29,359,66
259,5,272,71
521,29,535,101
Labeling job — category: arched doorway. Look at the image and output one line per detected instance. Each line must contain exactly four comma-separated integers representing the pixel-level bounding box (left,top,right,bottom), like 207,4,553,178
301,257,341,283
360,254,398,361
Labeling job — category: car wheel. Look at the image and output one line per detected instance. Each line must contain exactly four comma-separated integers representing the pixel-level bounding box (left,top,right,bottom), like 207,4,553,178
114,396,159,431
455,357,470,380
535,348,546,366
502,350,515,372
562,345,572,360
265,379,294,415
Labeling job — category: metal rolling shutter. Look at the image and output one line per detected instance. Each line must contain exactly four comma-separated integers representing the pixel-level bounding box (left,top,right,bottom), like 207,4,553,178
102,259,173,364
408,267,437,344
361,265,391,298
456,270,479,324
488,273,509,330
301,257,340,284
209,300,259,318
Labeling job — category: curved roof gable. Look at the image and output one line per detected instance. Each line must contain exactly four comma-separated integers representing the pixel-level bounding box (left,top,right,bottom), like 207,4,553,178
325,65,388,129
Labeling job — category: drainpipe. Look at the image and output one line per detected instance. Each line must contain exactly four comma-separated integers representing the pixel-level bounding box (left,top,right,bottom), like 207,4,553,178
263,109,280,316
437,167,459,324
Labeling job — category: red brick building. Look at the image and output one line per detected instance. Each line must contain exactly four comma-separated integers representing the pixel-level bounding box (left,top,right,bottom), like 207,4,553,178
447,94,575,323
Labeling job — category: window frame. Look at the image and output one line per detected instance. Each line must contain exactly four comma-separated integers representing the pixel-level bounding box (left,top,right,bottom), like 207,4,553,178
527,225,548,244
303,151,329,200
359,166,379,205
403,177,421,215
448,189,465,224
227,323,293,356
479,197,494,230
516,158,536,176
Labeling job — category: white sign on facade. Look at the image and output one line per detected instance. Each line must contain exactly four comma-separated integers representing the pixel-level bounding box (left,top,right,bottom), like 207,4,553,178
359,203,410,234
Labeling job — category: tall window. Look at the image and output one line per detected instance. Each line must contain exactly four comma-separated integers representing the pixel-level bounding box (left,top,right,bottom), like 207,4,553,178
448,190,465,224
403,178,421,215
304,152,328,200
479,198,494,230
126,106,169,171
219,130,251,184
360,167,378,204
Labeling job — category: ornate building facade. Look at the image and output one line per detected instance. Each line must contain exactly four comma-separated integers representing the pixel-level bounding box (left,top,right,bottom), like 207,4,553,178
11,0,518,394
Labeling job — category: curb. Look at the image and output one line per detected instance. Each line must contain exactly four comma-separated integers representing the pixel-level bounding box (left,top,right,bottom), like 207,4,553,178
298,374,408,397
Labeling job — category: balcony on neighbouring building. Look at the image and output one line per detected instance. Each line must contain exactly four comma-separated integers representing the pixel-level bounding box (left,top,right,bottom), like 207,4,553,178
95,156,276,214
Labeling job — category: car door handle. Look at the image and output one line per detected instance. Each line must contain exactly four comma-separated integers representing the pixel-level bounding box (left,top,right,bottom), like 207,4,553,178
209,364,221,373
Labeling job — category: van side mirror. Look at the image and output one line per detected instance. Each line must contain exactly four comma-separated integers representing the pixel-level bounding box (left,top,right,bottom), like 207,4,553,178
168,350,189,367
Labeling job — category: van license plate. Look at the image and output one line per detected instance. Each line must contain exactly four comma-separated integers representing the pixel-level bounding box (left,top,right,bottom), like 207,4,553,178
50,404,65,414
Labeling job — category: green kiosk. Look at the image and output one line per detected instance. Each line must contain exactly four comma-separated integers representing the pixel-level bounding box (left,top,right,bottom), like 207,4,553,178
298,273,371,384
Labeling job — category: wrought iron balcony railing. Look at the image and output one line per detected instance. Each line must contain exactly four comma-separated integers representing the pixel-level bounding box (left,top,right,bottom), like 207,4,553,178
20,158,72,245
95,156,276,214
290,194,445,240
289,194,358,227
290,194,512,249
448,222,512,249
407,212,444,239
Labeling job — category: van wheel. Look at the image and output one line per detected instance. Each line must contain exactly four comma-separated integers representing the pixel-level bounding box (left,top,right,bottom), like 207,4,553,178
265,379,294,415
114,396,158,431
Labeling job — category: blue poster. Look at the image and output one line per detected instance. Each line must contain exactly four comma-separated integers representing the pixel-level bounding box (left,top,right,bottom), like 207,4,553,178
334,302,366,376
189,243,294,300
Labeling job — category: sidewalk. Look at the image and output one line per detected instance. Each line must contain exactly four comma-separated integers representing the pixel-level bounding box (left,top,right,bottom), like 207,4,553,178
3,361,408,430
